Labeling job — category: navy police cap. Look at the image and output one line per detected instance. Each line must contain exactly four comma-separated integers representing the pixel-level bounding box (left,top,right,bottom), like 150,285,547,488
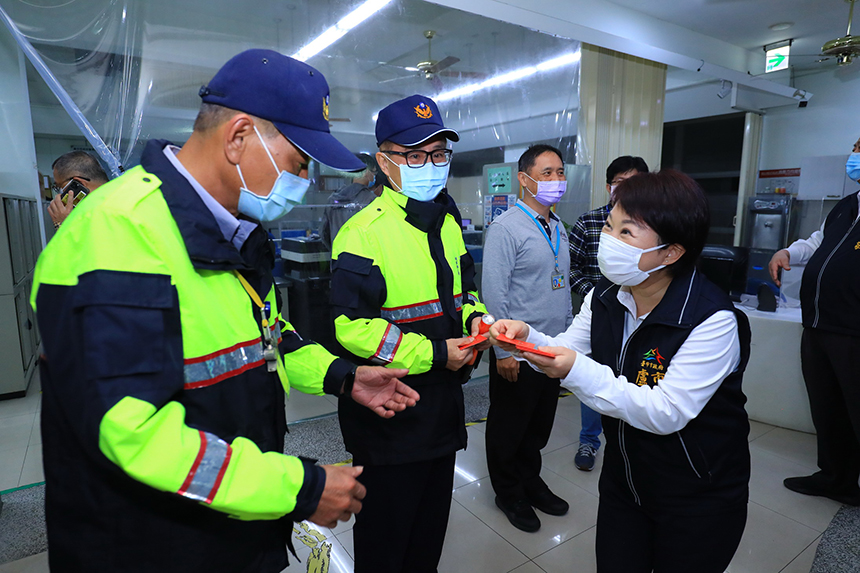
375,94,460,147
200,49,363,172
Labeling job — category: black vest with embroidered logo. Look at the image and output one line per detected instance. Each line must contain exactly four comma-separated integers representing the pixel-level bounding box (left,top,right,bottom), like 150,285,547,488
590,268,752,514
800,192,860,336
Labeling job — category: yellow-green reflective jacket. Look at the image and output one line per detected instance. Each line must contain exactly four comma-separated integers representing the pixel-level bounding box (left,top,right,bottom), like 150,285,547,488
331,187,486,465
31,140,353,572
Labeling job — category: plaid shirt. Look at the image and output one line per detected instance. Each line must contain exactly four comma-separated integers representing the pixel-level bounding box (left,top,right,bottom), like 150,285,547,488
568,203,610,298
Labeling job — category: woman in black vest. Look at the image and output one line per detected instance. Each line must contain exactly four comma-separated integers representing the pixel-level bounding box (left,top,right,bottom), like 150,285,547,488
490,170,752,573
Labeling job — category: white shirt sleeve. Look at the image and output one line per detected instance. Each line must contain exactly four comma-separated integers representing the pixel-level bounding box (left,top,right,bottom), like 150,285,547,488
785,224,824,266
786,191,860,265
529,298,741,435
526,289,594,355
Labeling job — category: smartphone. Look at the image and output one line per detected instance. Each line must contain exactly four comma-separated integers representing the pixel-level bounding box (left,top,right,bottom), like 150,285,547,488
59,179,89,206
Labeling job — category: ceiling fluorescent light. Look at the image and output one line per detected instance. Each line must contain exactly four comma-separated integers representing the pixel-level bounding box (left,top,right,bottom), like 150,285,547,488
436,51,580,102
537,51,581,71
483,66,537,89
293,0,393,62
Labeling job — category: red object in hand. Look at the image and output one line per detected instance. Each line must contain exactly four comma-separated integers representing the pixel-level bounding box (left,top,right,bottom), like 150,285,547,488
495,334,556,358
459,314,496,365
458,335,486,351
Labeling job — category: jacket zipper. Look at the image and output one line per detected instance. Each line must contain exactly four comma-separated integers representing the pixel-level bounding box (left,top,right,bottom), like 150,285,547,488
677,434,702,479
618,422,641,505
617,324,644,505
812,217,859,328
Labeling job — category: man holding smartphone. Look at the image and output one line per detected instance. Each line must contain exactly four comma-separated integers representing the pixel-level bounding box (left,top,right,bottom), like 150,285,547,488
47,150,109,228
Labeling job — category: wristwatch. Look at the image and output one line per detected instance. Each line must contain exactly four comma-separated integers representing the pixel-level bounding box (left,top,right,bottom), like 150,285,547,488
343,366,357,396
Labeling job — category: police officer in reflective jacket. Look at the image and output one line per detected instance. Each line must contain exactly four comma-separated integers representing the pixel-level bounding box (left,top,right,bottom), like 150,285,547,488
330,94,490,573
31,50,419,573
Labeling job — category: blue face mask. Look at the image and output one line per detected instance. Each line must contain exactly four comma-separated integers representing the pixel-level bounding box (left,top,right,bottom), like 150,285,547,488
236,126,310,222
847,153,860,182
383,153,449,202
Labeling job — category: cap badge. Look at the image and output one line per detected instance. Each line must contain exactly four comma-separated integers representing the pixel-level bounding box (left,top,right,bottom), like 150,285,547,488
414,102,433,119
323,95,330,121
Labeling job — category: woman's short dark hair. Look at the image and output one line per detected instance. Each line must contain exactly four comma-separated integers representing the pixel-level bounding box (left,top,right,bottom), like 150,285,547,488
612,169,710,276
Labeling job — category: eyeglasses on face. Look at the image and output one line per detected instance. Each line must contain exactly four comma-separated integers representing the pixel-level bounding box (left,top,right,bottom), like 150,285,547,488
385,148,453,168
51,176,90,195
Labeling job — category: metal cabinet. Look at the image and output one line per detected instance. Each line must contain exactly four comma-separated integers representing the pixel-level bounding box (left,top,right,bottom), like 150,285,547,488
0,196,43,398
4,198,26,285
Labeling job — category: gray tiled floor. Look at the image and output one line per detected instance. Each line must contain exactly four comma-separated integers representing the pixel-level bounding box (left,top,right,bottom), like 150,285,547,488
0,366,834,572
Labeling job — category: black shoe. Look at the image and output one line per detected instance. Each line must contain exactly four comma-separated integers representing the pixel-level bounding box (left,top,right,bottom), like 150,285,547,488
783,475,860,506
574,443,597,471
527,488,569,516
495,496,541,532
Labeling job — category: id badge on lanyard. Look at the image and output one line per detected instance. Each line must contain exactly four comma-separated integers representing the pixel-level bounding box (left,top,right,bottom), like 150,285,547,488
516,204,565,290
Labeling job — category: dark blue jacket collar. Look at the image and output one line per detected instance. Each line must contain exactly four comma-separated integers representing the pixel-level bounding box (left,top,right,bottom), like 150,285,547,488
140,139,249,270
595,267,704,329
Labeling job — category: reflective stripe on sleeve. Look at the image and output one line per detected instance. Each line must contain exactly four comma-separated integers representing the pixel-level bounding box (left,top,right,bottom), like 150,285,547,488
381,294,463,324
177,430,232,504
184,338,265,389
466,293,479,304
370,323,403,365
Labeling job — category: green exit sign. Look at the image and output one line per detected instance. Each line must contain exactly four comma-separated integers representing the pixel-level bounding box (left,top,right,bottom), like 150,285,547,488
766,46,790,73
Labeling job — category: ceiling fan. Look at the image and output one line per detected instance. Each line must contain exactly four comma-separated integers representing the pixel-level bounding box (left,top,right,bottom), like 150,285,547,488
819,0,860,65
380,30,487,89
774,0,860,68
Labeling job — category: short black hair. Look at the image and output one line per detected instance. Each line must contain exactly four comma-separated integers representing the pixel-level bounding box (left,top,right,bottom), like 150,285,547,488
518,144,563,175
192,102,280,137
606,156,649,185
51,151,108,184
612,169,710,277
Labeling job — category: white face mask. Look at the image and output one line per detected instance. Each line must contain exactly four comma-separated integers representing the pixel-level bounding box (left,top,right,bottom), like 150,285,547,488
598,232,667,286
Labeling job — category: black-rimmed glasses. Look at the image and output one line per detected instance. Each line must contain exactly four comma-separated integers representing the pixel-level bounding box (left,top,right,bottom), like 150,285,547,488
385,149,453,168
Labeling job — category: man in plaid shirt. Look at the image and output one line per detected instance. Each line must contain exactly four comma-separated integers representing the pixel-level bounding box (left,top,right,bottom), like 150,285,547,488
567,155,649,471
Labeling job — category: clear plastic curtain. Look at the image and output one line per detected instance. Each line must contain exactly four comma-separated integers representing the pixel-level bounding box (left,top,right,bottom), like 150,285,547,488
3,0,580,205
2,0,142,174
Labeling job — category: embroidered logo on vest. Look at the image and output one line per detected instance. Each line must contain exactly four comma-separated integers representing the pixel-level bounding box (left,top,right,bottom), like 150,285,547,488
643,347,664,365
635,347,666,387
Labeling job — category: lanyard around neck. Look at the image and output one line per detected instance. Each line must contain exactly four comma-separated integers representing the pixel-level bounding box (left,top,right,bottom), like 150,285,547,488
235,271,282,374
516,203,560,269
234,270,271,330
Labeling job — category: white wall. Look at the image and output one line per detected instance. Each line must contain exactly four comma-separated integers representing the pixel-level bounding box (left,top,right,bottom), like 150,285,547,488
760,67,860,170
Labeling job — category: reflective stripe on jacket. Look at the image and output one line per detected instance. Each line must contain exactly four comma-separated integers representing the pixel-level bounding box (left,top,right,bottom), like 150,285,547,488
31,139,349,572
330,187,486,465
